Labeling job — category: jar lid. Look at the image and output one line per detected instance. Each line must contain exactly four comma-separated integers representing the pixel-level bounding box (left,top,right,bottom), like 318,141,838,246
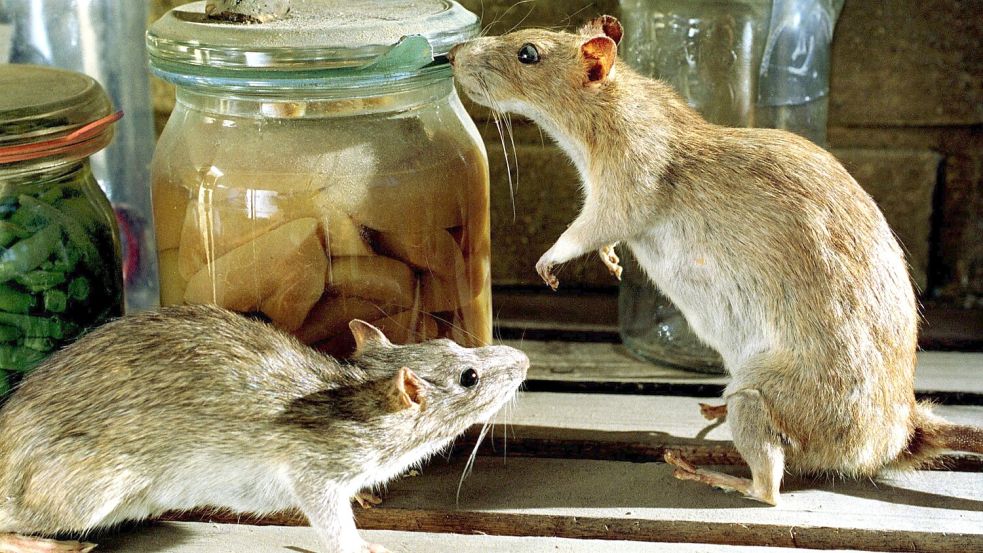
147,0,479,74
0,64,120,164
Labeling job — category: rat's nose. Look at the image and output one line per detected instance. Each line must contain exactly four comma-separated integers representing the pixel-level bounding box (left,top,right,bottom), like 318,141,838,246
447,44,460,66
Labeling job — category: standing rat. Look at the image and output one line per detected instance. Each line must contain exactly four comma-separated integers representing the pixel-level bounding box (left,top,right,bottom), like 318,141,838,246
0,304,528,552
449,16,983,505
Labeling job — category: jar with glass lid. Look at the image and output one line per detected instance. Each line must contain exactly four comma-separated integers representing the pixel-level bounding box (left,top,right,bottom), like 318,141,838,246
147,0,491,356
0,64,124,391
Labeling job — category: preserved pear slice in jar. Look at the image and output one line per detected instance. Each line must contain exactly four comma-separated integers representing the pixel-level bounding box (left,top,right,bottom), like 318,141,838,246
183,217,327,331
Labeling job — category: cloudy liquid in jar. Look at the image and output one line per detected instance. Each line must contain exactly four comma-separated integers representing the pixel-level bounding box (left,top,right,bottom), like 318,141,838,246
153,124,491,355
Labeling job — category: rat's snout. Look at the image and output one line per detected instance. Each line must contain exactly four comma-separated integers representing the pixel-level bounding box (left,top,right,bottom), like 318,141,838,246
517,350,530,374
480,344,529,379
493,345,530,378
447,43,460,66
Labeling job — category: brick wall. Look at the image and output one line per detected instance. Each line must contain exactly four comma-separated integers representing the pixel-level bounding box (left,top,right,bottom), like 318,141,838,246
148,0,982,306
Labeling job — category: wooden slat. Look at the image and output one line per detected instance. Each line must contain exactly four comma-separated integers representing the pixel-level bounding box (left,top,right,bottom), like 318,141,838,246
491,290,983,351
95,522,871,553
166,458,983,552
453,393,983,470
510,340,983,397
353,457,983,553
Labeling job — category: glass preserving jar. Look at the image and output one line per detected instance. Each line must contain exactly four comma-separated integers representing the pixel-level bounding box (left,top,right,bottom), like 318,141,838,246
147,1,491,356
0,64,124,391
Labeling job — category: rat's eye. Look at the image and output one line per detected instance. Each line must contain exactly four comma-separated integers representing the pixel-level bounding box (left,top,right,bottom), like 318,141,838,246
459,368,479,388
517,43,540,64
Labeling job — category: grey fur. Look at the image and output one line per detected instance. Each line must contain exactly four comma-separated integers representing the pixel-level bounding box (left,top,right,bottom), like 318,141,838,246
0,304,528,552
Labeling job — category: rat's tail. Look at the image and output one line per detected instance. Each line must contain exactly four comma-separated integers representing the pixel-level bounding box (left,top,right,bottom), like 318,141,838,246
892,402,983,469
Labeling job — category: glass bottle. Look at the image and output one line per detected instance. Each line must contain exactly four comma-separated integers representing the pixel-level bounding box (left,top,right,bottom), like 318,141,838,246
617,0,842,372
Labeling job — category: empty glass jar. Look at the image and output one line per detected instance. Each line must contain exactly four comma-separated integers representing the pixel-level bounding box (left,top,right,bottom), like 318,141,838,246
148,1,491,356
617,0,842,372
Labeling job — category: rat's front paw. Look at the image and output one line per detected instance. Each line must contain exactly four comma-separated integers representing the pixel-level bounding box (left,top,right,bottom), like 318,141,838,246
535,255,559,290
362,543,393,553
599,244,622,280
353,491,383,509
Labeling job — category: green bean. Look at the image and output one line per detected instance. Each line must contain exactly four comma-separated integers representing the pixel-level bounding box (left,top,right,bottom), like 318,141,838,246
38,186,63,204
0,325,21,342
0,225,61,283
14,270,66,292
0,312,63,339
0,221,29,248
17,195,98,265
0,370,8,396
22,337,54,352
68,277,90,301
9,205,44,232
56,197,99,231
0,196,18,218
43,289,67,313
0,284,35,314
52,242,80,273
0,345,46,371
61,320,81,339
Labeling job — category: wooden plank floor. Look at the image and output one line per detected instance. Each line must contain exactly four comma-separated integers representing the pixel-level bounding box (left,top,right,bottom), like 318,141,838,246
512,340,983,395
151,343,982,552
452,392,983,470
351,457,983,553
96,523,871,552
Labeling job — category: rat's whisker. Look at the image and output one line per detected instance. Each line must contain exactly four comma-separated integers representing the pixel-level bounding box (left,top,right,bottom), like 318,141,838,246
482,0,536,36
504,1,537,35
456,421,490,505
427,311,482,345
478,78,516,224
562,3,593,27
503,111,520,194
493,116,517,222
492,309,505,345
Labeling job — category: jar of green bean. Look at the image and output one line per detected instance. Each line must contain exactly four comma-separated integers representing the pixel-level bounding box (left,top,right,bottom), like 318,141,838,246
0,64,124,393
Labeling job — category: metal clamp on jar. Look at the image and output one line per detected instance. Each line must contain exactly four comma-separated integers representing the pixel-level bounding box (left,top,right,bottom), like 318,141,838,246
147,0,491,356
0,64,124,391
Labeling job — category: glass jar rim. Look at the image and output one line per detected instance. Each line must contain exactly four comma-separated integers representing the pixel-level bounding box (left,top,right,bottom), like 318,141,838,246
147,0,478,91
0,111,121,165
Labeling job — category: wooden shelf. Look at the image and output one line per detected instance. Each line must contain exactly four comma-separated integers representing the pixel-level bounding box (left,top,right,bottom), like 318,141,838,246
135,341,981,553
96,523,874,552
512,340,983,403
491,288,983,351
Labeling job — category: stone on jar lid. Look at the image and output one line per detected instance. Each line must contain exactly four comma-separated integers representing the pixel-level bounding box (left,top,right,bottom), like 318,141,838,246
147,0,480,71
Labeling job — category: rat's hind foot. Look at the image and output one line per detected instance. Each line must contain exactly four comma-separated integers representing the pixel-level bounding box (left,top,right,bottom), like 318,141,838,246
353,491,383,509
663,451,776,506
599,244,622,280
699,402,727,420
0,534,96,553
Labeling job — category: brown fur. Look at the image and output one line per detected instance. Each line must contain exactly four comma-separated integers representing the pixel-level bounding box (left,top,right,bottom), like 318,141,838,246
450,16,981,503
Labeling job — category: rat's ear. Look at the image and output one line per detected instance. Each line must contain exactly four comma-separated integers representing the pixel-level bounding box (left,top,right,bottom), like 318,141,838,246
386,366,426,412
350,319,391,353
581,36,617,83
578,15,623,46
